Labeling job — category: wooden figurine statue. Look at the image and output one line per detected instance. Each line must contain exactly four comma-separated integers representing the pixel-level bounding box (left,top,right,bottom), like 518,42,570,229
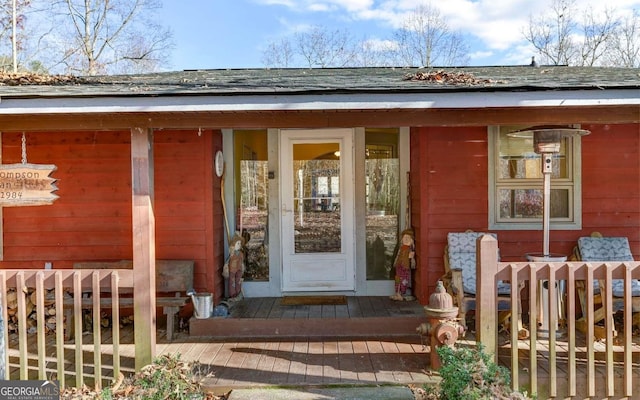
390,229,416,301
223,231,246,301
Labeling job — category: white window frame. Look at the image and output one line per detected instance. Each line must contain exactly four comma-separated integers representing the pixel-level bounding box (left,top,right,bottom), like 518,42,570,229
488,125,583,230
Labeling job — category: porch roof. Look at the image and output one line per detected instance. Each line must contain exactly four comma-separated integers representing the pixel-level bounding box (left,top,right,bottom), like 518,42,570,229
0,66,637,130
1,66,638,98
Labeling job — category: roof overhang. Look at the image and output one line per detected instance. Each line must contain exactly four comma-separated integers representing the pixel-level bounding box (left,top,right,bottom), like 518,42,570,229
0,89,637,115
0,88,637,131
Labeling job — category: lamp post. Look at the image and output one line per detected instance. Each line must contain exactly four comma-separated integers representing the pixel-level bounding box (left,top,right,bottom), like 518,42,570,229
509,126,590,258
509,125,590,337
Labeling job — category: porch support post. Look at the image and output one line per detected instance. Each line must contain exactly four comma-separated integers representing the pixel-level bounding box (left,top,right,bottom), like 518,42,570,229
131,127,156,370
476,234,499,363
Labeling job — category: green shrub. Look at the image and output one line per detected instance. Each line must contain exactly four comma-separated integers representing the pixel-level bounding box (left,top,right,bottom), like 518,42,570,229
61,354,214,399
435,344,529,400
125,354,207,400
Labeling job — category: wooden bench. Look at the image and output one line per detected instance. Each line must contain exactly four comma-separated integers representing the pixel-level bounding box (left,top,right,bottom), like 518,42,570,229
64,260,194,341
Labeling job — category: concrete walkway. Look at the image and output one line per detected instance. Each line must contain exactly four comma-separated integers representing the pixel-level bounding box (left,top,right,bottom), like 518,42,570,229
226,385,417,400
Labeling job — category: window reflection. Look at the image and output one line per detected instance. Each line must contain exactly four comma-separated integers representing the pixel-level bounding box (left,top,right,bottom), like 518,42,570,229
493,126,575,225
235,131,269,281
293,144,342,254
365,130,400,280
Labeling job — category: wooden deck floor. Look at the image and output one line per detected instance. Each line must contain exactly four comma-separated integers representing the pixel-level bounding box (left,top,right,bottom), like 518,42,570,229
7,296,640,398
227,296,426,319
172,296,442,393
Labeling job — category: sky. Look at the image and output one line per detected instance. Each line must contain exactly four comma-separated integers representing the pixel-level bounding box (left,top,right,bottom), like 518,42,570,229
158,0,640,71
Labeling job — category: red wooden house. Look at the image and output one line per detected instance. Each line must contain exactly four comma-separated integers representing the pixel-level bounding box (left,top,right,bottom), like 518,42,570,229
0,66,637,312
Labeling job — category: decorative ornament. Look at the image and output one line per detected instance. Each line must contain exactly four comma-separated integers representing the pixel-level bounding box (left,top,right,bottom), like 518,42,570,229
215,150,224,177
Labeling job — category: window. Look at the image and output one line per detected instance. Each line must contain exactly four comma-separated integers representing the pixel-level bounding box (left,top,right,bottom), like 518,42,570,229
488,125,582,230
234,130,269,281
365,129,400,280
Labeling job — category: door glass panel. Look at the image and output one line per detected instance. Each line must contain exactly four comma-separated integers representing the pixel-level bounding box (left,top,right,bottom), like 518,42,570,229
235,130,269,281
365,129,400,280
292,143,341,253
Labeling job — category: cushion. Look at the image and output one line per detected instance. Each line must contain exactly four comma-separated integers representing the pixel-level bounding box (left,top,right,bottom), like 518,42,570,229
447,232,510,296
578,237,634,262
577,236,639,297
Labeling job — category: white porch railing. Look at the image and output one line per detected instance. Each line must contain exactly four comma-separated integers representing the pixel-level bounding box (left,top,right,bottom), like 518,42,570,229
477,235,640,398
0,269,134,390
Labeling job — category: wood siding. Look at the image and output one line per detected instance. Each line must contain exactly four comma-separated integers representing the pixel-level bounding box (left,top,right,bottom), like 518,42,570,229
581,124,639,247
1,122,637,308
411,126,489,302
0,130,225,302
410,123,640,303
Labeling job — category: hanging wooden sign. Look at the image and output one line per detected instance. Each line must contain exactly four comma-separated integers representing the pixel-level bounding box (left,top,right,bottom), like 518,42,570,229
0,163,58,206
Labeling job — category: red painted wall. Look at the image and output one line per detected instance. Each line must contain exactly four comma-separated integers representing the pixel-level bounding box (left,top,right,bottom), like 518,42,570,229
410,126,490,303
410,123,640,304
0,129,225,302
2,123,637,308
581,124,640,243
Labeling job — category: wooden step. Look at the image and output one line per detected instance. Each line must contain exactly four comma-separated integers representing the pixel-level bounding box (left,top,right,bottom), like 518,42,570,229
189,315,425,340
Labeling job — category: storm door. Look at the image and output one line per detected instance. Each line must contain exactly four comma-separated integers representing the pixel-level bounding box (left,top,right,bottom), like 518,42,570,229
280,129,355,292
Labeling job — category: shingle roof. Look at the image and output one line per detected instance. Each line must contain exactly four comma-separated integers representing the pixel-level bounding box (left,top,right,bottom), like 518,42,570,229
0,66,638,98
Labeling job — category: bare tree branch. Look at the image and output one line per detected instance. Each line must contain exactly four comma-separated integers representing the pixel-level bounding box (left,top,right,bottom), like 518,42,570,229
261,29,403,68
33,0,173,75
351,37,398,67
607,10,640,67
523,0,621,66
0,0,32,71
261,38,294,68
294,25,356,68
392,3,469,67
578,7,619,66
523,0,578,65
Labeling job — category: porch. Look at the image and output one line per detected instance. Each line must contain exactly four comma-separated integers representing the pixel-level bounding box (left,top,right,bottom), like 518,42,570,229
3,233,640,398
180,297,640,399
4,297,640,399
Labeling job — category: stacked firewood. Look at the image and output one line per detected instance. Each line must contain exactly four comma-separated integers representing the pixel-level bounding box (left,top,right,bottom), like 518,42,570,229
5,288,60,334
5,288,138,335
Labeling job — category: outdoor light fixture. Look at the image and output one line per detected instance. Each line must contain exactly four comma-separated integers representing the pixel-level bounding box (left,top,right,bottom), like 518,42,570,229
508,125,590,338
508,125,590,259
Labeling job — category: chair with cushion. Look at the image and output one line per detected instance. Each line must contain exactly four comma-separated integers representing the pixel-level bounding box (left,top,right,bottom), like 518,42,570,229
443,231,524,334
573,232,639,333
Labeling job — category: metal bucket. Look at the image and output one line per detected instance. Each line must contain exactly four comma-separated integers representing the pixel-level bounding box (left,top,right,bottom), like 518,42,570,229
192,293,213,319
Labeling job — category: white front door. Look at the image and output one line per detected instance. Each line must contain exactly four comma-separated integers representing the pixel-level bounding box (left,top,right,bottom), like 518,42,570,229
280,129,355,292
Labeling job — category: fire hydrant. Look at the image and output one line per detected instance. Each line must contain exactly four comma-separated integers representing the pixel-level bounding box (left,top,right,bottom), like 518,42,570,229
417,280,465,369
